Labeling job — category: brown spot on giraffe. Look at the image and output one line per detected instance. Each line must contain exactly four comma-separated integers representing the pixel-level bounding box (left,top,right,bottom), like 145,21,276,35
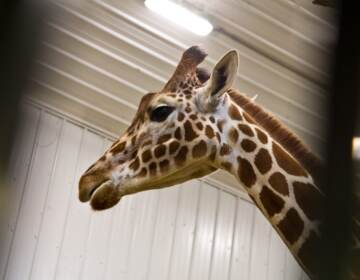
129,157,140,171
268,172,289,196
177,112,185,122
169,141,180,155
238,124,254,137
228,104,243,120
273,142,307,177
241,139,257,153
190,114,198,120
205,125,215,139
277,208,304,244
192,140,207,158
298,231,320,275
174,146,188,166
174,127,182,140
196,122,204,130
154,144,167,158
110,141,126,155
259,185,285,217
228,127,239,144
237,156,256,188
184,120,198,141
209,116,215,123
220,144,232,156
255,128,268,144
130,149,138,160
149,162,157,176
159,159,170,172
293,182,322,221
254,148,272,174
216,132,221,143
137,167,147,177
141,150,152,163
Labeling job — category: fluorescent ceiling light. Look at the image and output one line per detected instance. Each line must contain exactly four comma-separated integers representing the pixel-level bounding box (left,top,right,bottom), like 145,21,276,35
353,137,360,160
145,0,213,36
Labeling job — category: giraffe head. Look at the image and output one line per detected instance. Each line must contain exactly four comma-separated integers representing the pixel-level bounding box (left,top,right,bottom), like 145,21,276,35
79,46,239,210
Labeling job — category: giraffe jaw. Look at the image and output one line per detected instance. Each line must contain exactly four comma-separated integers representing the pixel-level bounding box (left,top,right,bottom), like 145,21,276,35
88,162,217,210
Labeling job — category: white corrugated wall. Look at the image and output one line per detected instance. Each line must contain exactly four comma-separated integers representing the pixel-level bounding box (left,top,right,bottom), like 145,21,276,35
0,103,308,280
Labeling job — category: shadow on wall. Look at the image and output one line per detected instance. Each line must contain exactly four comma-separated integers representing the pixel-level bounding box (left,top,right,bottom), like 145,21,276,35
0,0,47,256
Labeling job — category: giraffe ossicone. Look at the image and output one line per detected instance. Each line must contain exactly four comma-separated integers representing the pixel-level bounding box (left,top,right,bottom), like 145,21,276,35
78,46,359,279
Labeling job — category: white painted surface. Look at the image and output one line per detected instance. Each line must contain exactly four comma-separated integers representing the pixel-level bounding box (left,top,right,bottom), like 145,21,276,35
0,103,309,280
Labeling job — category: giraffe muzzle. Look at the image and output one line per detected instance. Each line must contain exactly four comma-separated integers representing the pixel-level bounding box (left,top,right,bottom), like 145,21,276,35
78,172,109,202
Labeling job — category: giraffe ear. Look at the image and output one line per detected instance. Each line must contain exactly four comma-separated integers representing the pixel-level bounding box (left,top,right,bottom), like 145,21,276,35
207,50,238,98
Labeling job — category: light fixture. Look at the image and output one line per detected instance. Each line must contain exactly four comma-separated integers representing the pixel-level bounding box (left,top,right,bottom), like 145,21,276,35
145,0,213,36
353,137,360,160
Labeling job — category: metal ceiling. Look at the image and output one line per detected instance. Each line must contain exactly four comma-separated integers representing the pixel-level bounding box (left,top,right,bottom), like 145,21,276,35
27,0,336,191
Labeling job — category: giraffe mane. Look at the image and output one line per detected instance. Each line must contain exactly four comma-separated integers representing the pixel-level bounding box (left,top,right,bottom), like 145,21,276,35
227,88,323,183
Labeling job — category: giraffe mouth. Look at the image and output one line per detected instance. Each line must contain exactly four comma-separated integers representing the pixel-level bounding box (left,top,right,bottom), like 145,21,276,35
88,180,111,198
89,180,120,210
79,179,111,203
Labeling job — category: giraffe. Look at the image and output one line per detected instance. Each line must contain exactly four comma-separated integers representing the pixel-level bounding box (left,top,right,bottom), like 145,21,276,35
78,46,359,279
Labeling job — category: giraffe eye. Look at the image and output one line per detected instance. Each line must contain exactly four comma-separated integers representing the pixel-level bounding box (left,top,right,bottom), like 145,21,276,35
150,106,175,122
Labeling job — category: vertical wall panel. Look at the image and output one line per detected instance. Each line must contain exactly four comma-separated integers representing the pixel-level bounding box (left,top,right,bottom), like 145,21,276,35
229,198,255,280
0,105,41,279
30,121,83,280
267,229,287,280
209,191,237,280
5,111,63,280
167,180,200,280
55,129,105,280
1,104,307,280
188,183,219,280
126,190,160,280
104,196,136,280
147,187,181,280
249,209,272,280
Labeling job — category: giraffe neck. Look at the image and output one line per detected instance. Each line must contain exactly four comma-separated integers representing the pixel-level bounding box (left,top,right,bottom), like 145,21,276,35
214,93,323,278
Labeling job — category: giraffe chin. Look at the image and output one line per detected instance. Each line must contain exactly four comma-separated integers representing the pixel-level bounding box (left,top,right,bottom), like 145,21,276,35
90,180,121,211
